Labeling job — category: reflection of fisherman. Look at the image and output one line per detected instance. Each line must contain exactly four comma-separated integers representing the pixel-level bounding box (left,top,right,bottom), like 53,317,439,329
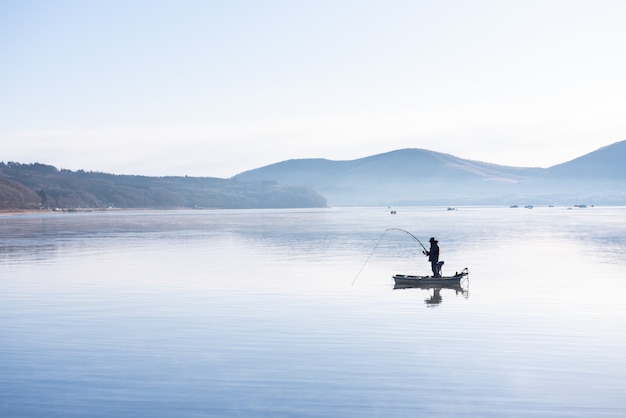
423,237,440,277
425,288,443,305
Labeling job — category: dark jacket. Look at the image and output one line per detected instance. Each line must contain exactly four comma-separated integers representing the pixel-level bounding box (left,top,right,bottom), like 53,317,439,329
428,242,439,262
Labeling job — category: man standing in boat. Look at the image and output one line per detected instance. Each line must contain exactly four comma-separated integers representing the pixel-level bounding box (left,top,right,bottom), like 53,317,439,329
423,237,441,277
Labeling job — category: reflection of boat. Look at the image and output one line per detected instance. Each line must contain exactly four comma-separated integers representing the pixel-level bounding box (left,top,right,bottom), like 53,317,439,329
393,268,469,287
393,269,470,306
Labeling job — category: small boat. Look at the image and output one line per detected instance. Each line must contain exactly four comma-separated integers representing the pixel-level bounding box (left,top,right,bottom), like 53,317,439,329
393,268,469,287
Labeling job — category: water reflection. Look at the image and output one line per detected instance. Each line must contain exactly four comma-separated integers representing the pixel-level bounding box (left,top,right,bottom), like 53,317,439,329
394,279,470,307
3,208,626,418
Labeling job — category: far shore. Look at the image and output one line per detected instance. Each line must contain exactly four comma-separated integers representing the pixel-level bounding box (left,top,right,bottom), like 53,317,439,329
0,208,137,215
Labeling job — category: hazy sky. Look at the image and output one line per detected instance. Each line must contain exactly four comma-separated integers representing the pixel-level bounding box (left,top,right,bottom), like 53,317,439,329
2,0,625,177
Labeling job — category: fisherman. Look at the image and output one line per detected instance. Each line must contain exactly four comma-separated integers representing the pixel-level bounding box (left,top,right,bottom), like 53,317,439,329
423,237,441,277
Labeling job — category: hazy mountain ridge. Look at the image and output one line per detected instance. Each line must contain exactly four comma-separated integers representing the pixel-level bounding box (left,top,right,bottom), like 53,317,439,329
0,162,326,210
544,140,626,179
234,140,626,206
3,140,624,210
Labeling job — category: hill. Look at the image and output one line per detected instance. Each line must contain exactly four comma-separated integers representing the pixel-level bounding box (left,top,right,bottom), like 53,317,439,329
4,140,624,209
234,140,626,206
0,162,326,210
544,140,626,179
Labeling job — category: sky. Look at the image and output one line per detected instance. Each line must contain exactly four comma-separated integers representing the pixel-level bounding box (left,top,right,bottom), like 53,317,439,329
1,0,625,178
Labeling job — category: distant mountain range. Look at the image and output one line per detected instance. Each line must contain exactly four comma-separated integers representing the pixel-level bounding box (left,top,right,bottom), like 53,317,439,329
3,140,624,210
233,140,626,206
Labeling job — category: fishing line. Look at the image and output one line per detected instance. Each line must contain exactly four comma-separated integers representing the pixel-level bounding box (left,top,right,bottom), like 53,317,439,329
351,228,428,286
351,230,388,286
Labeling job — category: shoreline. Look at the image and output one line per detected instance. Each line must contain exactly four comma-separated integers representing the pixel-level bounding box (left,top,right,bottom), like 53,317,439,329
0,208,133,216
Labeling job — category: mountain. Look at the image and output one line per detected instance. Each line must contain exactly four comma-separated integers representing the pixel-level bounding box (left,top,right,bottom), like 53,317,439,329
0,162,326,210
4,140,624,210
544,140,626,179
233,140,626,206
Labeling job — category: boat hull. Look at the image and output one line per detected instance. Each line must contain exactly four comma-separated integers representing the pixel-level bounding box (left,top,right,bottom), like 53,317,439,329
393,269,468,287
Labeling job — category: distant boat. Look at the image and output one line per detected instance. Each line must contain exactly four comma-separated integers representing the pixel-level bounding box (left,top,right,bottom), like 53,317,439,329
525,205,534,209
510,205,519,208
447,207,456,211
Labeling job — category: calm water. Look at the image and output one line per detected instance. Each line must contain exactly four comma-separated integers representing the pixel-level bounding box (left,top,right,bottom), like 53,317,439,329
1,207,626,417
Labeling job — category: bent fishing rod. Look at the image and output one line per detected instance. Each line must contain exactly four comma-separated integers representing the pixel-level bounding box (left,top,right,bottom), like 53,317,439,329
385,228,428,253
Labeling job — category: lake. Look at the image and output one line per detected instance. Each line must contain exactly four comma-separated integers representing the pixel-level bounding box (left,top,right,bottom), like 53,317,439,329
1,206,626,417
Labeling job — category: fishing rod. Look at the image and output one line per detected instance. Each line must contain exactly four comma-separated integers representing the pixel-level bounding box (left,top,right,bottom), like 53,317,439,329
385,228,428,253
351,228,429,286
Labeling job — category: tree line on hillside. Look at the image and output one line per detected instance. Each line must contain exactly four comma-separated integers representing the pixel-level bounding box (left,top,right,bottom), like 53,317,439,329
0,162,327,210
